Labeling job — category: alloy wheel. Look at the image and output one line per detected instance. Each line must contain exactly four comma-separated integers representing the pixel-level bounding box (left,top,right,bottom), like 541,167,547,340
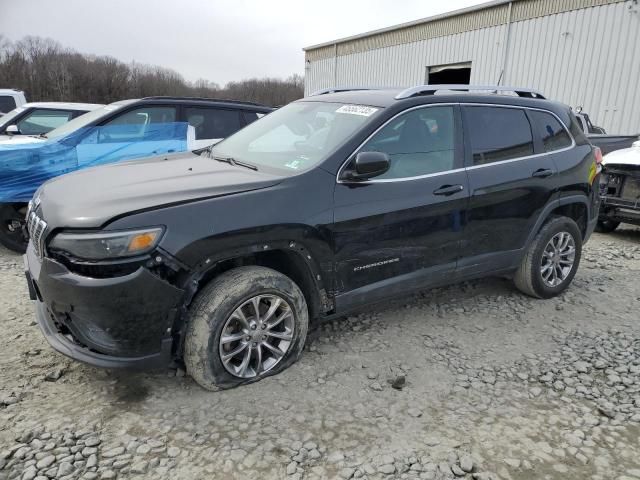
540,231,576,287
218,294,295,379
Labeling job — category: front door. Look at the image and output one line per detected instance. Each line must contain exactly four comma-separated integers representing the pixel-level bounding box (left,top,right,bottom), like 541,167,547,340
76,106,181,169
331,104,468,311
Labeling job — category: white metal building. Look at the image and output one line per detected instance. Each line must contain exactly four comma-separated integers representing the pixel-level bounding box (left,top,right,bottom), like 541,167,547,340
303,0,640,134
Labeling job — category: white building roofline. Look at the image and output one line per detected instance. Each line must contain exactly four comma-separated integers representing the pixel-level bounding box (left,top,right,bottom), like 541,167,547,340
302,0,512,51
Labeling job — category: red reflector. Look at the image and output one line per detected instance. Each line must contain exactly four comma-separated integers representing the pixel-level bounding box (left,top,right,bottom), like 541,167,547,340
594,147,603,165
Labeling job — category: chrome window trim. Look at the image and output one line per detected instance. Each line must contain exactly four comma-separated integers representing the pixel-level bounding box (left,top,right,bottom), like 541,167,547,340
336,102,575,185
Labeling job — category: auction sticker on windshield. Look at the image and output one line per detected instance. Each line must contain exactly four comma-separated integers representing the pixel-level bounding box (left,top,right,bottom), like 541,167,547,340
336,105,378,117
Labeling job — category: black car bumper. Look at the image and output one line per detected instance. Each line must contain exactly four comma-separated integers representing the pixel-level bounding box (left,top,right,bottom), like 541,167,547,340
24,243,183,370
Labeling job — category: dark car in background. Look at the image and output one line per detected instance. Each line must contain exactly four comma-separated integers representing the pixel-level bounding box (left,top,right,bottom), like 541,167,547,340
24,85,601,390
0,96,273,252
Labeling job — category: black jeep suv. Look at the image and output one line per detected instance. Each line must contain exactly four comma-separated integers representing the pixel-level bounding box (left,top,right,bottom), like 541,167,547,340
24,85,601,390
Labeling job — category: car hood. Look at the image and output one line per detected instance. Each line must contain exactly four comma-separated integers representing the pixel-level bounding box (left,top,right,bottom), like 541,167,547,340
0,135,46,145
602,143,640,167
38,151,284,229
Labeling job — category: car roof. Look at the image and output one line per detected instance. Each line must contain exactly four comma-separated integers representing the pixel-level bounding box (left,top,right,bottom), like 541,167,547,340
0,89,24,95
19,102,104,111
137,96,274,112
301,89,403,108
299,87,570,117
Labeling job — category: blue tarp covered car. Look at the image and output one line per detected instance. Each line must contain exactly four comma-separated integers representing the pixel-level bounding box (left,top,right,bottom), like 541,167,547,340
0,122,189,202
0,99,191,251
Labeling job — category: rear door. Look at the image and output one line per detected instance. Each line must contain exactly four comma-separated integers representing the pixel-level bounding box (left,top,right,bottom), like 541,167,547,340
332,104,469,310
460,105,559,275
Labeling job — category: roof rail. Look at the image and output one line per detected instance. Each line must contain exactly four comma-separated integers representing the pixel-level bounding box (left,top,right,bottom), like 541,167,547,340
395,85,546,100
309,87,378,96
141,96,268,107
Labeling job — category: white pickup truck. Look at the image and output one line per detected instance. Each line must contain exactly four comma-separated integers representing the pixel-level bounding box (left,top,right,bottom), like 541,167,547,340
0,89,27,115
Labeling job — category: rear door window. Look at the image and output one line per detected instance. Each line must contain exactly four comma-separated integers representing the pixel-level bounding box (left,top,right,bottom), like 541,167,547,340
0,96,17,113
185,107,242,139
529,110,572,152
17,109,76,135
463,106,534,165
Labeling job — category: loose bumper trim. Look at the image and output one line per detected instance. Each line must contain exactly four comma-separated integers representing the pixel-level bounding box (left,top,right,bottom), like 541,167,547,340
34,300,173,370
25,242,184,370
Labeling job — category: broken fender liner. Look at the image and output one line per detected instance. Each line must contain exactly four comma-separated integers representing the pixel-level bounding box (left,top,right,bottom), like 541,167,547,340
0,122,189,202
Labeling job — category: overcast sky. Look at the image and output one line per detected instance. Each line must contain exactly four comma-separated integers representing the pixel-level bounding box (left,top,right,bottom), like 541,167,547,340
1,0,486,85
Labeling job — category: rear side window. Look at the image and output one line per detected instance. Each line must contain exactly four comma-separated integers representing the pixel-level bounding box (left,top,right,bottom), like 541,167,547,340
529,110,572,152
0,96,17,113
464,106,534,165
185,107,242,139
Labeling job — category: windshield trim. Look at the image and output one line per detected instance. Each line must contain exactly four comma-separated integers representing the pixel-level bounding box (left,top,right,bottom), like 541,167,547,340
0,107,26,130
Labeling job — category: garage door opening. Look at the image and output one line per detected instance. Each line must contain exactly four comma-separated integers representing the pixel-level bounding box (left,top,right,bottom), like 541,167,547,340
426,62,471,85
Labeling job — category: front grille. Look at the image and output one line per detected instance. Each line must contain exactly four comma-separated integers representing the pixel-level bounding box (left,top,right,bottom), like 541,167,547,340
27,210,48,259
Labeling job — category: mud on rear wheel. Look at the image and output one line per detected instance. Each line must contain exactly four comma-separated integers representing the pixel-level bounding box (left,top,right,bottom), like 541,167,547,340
184,266,309,391
514,216,582,299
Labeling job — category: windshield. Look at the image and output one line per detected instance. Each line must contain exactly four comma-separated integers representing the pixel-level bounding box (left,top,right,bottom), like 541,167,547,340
45,101,133,139
210,101,381,173
0,106,25,129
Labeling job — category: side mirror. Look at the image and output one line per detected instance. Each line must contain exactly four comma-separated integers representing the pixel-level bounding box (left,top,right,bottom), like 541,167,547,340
5,125,20,135
344,151,390,181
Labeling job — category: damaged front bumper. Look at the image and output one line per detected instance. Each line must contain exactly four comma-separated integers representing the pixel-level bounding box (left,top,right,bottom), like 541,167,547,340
599,166,640,225
24,243,184,370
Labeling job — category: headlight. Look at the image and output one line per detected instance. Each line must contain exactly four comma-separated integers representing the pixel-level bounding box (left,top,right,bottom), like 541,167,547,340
49,227,163,260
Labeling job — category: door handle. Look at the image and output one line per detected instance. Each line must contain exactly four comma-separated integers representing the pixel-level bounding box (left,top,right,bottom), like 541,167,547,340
433,184,464,196
532,168,554,178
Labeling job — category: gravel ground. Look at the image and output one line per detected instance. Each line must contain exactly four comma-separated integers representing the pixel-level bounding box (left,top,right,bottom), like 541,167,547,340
1,228,639,480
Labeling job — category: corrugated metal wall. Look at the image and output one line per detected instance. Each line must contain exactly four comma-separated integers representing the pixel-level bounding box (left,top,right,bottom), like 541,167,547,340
304,1,640,134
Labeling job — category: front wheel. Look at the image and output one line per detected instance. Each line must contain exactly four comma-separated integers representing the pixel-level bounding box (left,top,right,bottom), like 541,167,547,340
184,266,309,391
514,216,582,299
0,203,29,253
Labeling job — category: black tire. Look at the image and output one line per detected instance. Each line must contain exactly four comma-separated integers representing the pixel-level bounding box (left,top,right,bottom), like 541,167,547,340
184,266,308,391
0,203,28,253
595,219,620,233
514,216,582,299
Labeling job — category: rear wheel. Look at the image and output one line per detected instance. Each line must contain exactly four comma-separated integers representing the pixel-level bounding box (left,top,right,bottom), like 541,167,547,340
184,266,308,391
595,219,620,233
514,216,582,299
0,203,28,253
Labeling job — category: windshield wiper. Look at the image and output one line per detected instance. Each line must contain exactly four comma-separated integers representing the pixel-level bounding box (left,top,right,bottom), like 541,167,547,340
38,133,48,139
212,156,258,171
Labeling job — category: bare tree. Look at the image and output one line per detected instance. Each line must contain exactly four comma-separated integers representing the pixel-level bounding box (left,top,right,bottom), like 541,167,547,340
0,36,304,106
